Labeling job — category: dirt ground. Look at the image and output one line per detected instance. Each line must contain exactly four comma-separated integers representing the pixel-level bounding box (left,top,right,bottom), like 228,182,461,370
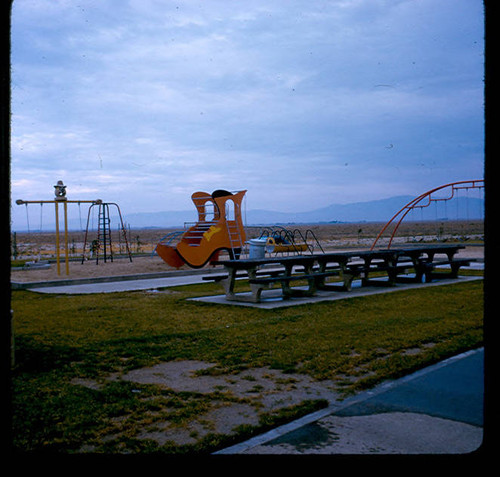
11,221,484,283
73,360,344,448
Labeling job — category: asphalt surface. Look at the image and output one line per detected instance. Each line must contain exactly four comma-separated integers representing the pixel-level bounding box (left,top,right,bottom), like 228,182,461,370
215,348,486,455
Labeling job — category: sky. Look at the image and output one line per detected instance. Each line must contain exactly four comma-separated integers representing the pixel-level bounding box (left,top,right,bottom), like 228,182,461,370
9,0,485,230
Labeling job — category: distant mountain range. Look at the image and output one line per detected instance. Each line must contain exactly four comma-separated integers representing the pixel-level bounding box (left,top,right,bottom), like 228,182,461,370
13,195,484,232
123,195,484,229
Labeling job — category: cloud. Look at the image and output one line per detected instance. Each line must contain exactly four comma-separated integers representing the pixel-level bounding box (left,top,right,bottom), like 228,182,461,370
10,0,484,230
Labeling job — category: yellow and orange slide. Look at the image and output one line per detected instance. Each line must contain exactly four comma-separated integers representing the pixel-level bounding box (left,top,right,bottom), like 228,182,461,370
156,190,247,268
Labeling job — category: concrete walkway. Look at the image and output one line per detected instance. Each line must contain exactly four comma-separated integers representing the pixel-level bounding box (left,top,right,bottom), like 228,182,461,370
190,275,482,309
215,348,486,455
17,268,482,304
26,273,206,294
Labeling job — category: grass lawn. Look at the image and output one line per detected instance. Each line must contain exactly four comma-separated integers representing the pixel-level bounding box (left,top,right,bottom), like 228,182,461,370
10,272,483,454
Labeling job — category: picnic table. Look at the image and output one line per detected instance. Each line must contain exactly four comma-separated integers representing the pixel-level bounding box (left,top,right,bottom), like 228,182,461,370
207,244,471,303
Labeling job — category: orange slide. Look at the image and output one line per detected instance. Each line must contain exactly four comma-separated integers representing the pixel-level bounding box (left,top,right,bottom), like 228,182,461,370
156,190,247,268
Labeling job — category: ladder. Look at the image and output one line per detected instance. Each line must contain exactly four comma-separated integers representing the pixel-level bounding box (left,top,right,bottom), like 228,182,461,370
225,202,244,259
222,222,236,259
81,201,133,264
96,203,113,263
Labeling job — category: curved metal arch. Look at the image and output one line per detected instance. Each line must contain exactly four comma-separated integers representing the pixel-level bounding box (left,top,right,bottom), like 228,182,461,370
370,179,484,250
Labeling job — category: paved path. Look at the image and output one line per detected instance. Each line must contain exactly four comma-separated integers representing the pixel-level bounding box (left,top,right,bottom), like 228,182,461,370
216,348,485,454
27,274,205,294
23,271,482,309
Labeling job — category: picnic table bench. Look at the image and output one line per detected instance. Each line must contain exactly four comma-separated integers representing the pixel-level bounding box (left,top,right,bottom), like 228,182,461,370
394,246,474,283
207,244,472,303
202,267,286,283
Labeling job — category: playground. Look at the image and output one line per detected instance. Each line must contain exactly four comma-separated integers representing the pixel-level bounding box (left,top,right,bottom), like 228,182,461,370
12,182,484,279
11,220,484,280
10,182,485,454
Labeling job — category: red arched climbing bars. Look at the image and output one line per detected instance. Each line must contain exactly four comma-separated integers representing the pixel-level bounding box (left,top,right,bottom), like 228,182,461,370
370,179,484,250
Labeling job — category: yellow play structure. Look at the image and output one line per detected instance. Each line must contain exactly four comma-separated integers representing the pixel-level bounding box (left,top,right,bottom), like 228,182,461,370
156,190,247,268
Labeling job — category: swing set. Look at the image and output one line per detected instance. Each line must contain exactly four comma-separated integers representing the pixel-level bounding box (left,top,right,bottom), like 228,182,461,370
370,179,485,250
16,181,132,275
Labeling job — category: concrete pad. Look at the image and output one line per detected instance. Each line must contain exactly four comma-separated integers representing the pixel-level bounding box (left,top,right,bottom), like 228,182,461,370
25,269,482,298
189,275,482,309
237,412,483,454
29,274,205,294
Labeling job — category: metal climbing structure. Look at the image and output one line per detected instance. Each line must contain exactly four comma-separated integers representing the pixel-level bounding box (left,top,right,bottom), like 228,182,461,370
257,226,324,255
81,201,132,264
370,180,485,250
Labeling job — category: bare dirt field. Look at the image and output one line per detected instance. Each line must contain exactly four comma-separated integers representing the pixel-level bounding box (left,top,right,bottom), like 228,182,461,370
11,220,484,283
73,360,342,449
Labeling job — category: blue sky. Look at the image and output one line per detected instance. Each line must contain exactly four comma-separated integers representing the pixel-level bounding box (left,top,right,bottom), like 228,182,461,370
10,0,484,230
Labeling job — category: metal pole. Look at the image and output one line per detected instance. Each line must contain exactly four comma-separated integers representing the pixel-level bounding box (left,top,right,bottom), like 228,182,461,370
102,204,107,262
64,201,69,275
55,201,60,275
